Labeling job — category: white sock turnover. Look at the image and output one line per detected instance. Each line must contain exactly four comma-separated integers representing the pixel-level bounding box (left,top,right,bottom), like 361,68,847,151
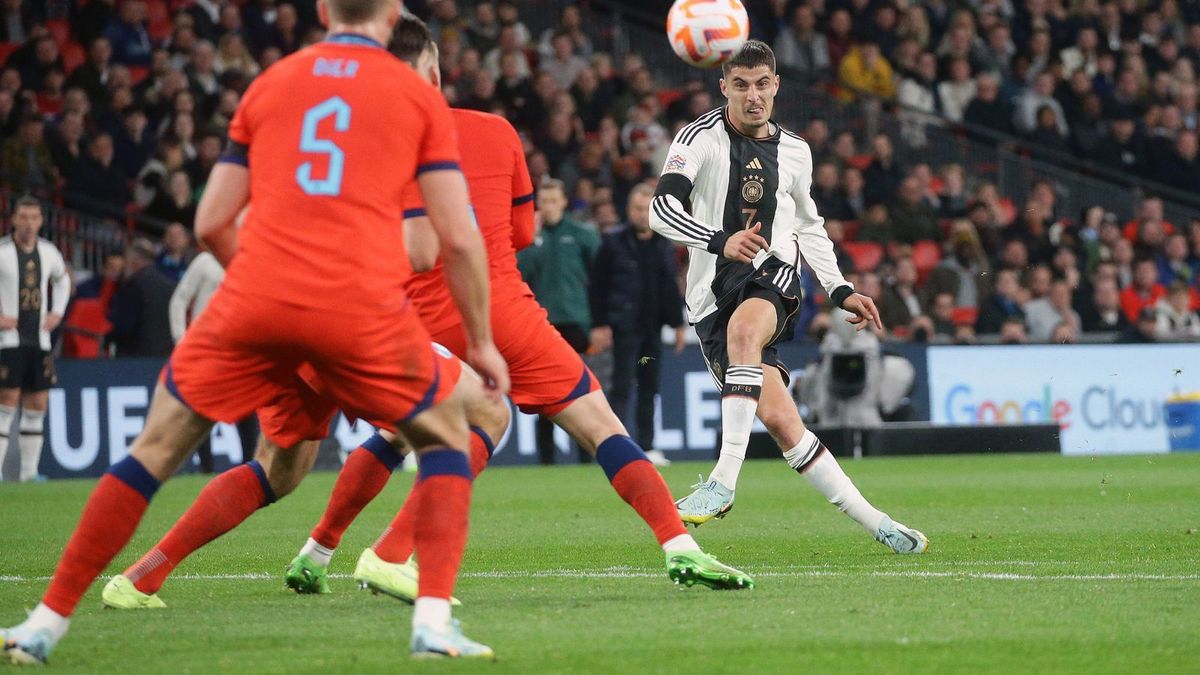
789,430,886,533
708,365,763,491
299,537,335,567
413,597,452,632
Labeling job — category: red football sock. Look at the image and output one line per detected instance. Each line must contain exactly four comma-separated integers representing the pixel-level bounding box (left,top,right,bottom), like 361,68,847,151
409,449,473,600
43,457,160,617
373,429,491,564
597,436,687,545
125,461,274,594
310,434,402,550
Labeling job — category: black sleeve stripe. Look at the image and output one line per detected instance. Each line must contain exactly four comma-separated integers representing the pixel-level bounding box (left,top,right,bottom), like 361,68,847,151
680,116,722,146
677,108,722,144
511,192,534,206
651,196,710,243
218,140,248,166
403,207,426,219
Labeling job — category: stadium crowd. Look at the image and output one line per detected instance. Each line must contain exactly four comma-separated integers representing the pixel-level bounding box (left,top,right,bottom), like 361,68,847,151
0,0,1198,356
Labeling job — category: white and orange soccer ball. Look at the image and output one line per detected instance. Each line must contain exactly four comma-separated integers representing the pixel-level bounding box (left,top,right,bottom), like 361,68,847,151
666,0,750,68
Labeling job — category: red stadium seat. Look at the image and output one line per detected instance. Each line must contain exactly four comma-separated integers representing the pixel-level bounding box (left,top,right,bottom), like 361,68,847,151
912,239,941,283
147,0,173,40
0,42,19,66
843,241,883,272
847,154,872,170
841,219,860,241
61,42,86,74
47,19,71,47
951,306,978,327
128,65,149,84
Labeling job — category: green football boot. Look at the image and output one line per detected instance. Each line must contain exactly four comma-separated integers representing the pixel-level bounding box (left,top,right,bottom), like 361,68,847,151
354,549,460,606
284,554,332,594
666,550,754,590
101,574,167,609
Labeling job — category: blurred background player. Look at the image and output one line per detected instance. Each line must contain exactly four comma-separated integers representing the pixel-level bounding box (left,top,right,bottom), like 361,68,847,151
649,41,926,553
280,15,752,599
589,182,686,467
0,196,69,483
516,178,598,465
0,0,507,663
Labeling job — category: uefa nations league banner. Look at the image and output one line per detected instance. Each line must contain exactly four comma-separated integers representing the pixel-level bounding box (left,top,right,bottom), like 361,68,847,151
36,345,931,478
927,344,1200,455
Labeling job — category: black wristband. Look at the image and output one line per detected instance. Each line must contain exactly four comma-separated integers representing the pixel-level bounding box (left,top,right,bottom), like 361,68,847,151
707,231,730,255
831,285,855,308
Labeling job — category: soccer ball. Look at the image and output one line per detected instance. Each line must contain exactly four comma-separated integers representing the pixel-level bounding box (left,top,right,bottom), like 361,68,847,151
666,0,750,69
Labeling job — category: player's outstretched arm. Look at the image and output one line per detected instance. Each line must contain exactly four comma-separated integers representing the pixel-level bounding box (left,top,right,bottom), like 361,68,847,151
418,168,510,398
195,162,250,266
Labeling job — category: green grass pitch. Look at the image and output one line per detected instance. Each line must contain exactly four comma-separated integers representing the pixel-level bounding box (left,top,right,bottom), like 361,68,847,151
2,453,1199,674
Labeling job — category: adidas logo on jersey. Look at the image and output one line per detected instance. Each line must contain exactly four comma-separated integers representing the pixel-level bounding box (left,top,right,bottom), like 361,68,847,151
745,158,763,170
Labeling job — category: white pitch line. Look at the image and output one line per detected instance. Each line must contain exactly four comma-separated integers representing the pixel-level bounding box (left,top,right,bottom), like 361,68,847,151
1,569,1197,583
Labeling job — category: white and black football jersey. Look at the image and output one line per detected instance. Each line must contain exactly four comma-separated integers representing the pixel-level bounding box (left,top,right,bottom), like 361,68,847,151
649,107,851,324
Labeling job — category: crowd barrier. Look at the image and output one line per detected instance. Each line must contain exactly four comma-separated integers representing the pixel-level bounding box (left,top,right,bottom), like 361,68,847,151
12,342,1197,479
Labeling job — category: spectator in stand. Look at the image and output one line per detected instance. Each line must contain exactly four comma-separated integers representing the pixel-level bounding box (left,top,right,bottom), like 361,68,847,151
517,179,599,465
977,268,1026,334
107,239,175,358
1028,105,1071,157
841,165,866,219
1154,129,1200,192
1080,276,1130,333
1024,278,1082,342
65,132,128,215
1092,111,1146,173
588,184,681,468
0,115,56,193
964,71,1012,133
999,316,1029,344
890,176,940,243
1117,306,1161,343
1015,71,1069,135
812,161,854,220
538,4,592,59
940,58,978,125
112,105,152,179
155,223,192,282
863,133,903,206
541,30,588,90
48,110,85,178
838,40,896,101
1155,281,1200,338
774,4,830,85
927,291,960,340
104,0,152,68
896,51,940,145
927,228,989,310
66,37,114,109
1159,232,1198,284
1120,258,1168,322
1050,320,1078,344
74,253,124,302
1061,26,1101,77
878,257,925,337
824,220,857,276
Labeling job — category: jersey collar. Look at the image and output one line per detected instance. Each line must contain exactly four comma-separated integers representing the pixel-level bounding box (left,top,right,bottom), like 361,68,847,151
325,33,385,48
722,106,780,141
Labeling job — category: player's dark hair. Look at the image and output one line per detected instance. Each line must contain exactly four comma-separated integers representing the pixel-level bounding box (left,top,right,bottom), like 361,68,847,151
390,14,435,66
328,0,389,24
721,40,776,76
12,195,40,213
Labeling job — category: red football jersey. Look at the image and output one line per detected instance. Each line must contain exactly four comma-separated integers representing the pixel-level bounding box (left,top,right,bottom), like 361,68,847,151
223,35,459,311
402,108,536,336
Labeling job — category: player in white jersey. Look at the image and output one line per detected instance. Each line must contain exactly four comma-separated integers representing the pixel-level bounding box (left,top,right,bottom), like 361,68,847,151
649,41,927,553
0,196,70,483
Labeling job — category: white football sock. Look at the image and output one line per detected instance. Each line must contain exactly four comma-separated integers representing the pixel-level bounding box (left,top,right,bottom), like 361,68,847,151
791,430,886,533
0,403,14,481
413,597,452,632
18,408,45,482
661,533,701,553
25,603,70,642
299,537,335,567
708,365,763,491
